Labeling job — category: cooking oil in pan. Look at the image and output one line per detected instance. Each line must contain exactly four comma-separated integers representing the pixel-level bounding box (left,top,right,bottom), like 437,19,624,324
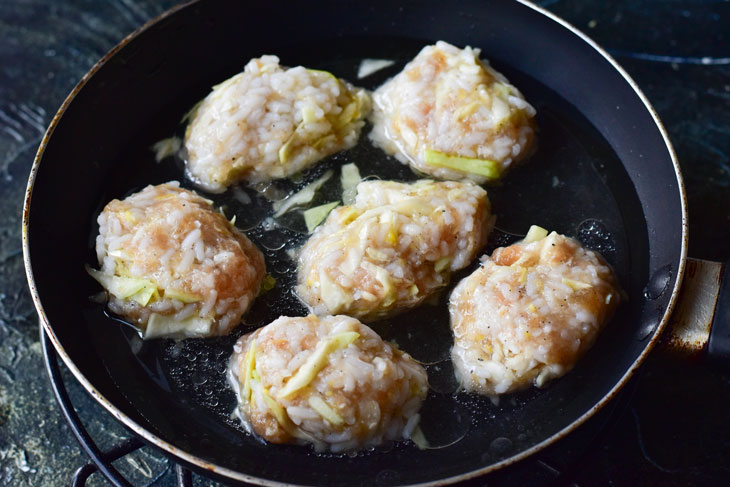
83,43,638,468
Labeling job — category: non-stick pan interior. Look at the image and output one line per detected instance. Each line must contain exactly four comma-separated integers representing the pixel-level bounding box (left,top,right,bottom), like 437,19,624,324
26,1,683,485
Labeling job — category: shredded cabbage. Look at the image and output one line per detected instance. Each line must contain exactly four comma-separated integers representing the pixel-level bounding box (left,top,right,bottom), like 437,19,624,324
562,277,592,290
261,388,296,435
357,58,395,78
303,201,339,233
150,137,181,162
86,266,157,306
319,270,352,311
434,257,451,273
423,149,500,180
272,170,333,217
277,331,360,399
259,274,277,295
522,225,548,244
308,396,344,426
340,163,361,205
278,122,304,164
180,99,203,124
410,426,430,450
144,313,213,339
164,288,202,303
242,340,257,401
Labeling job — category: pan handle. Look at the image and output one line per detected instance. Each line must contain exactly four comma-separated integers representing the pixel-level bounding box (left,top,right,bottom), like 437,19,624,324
708,260,730,363
661,258,730,365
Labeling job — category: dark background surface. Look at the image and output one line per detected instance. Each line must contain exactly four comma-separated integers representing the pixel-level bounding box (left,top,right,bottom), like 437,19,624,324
1,0,729,486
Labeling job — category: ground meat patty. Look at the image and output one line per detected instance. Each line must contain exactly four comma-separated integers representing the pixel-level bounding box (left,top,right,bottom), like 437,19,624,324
450,226,621,396
184,55,371,192
370,41,537,183
296,179,493,322
228,314,428,452
88,181,265,338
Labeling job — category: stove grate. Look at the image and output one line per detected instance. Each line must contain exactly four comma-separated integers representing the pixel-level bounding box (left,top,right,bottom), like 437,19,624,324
41,325,193,487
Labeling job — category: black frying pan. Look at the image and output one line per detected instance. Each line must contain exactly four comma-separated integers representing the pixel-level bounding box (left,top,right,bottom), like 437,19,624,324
23,0,687,485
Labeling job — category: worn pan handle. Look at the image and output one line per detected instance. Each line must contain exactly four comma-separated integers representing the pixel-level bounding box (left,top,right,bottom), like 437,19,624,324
708,260,730,363
662,258,730,365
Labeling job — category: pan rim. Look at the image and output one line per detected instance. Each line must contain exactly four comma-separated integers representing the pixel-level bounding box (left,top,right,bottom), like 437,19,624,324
21,0,689,485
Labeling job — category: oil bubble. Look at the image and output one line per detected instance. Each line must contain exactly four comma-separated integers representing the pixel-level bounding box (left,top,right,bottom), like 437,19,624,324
168,341,184,358
374,441,395,454
417,393,471,449
426,360,459,394
576,219,616,262
192,371,208,386
489,437,513,457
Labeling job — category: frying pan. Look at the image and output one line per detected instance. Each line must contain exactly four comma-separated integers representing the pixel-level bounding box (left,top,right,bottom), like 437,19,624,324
23,0,691,485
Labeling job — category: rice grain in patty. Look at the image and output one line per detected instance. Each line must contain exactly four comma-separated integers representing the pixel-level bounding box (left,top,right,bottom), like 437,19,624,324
297,179,493,321
370,41,537,183
184,56,371,192
89,181,266,339
450,228,621,397
228,314,428,452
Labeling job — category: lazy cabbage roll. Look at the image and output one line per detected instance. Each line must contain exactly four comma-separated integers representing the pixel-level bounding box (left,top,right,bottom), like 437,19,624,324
370,41,537,183
88,182,265,339
184,55,371,192
450,226,622,397
296,179,493,321
228,314,428,452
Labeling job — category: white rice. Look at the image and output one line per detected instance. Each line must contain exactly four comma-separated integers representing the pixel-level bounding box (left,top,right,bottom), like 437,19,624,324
370,41,537,183
185,56,371,192
91,181,266,339
228,314,428,452
296,179,493,321
450,231,621,397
